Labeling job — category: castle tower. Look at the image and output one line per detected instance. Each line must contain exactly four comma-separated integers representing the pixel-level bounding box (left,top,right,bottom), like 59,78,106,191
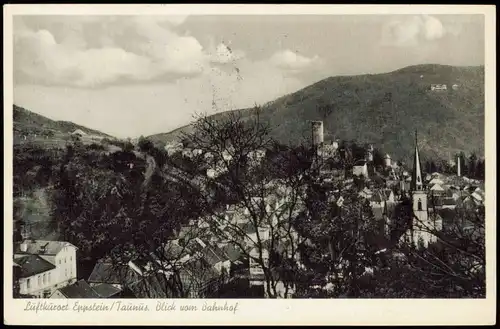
311,121,324,148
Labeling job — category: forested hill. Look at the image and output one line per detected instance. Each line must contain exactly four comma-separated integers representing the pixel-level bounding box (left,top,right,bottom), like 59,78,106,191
150,64,485,164
13,104,113,140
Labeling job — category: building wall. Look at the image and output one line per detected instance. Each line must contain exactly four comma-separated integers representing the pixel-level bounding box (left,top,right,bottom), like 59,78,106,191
54,245,78,286
353,165,368,178
18,245,78,298
19,268,58,297
49,290,67,299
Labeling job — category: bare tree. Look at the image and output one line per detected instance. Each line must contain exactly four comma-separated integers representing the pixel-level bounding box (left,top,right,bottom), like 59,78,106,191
176,109,313,298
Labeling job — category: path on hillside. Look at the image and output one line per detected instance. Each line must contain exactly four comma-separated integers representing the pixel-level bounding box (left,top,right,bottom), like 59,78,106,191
142,154,157,190
18,186,59,240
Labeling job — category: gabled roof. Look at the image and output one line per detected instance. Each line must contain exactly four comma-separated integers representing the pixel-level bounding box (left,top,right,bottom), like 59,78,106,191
429,178,445,186
353,159,367,167
88,260,139,285
471,192,483,201
57,280,100,298
221,243,242,262
442,198,456,206
127,273,170,298
14,255,56,278
430,184,445,191
180,257,221,287
383,189,394,198
92,283,122,298
200,241,228,266
370,192,385,203
15,240,77,256
72,129,87,135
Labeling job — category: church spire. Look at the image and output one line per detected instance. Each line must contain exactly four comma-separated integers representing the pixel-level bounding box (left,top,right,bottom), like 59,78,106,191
411,130,423,191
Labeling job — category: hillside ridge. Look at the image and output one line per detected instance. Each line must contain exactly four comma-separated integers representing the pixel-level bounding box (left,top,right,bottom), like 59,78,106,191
149,64,485,163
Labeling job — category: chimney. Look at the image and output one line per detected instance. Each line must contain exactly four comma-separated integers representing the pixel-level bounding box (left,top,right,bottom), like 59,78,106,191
20,241,28,252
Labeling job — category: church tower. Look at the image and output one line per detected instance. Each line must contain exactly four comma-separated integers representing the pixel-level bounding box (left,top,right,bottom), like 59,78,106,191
409,131,436,247
411,131,427,219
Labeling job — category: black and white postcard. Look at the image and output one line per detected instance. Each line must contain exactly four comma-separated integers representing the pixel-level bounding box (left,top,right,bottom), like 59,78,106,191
3,4,496,326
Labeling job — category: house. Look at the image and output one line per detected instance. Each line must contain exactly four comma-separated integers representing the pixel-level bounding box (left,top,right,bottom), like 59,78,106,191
71,129,87,137
247,149,266,164
369,191,386,208
359,187,373,200
384,154,392,167
248,245,269,283
87,258,169,298
470,191,484,205
14,240,78,298
187,238,231,275
445,189,461,201
353,160,369,179
429,184,446,195
179,256,223,298
428,178,445,186
452,84,459,90
182,148,193,158
431,84,447,91
318,142,338,159
192,148,203,157
50,279,100,299
441,198,457,210
164,142,183,156
382,189,396,203
91,283,123,298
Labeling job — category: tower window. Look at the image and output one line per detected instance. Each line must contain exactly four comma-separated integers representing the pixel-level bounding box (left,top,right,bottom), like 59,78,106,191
418,199,423,211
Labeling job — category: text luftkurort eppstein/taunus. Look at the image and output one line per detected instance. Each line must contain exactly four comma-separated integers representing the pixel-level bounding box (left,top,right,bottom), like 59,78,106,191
23,301,239,314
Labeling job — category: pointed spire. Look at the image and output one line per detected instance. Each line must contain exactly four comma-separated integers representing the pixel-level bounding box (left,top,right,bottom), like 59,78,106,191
411,130,423,191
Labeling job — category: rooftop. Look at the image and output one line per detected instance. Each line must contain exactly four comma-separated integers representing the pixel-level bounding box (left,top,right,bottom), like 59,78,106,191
88,260,139,285
92,283,122,298
57,280,100,298
15,240,77,256
14,254,56,278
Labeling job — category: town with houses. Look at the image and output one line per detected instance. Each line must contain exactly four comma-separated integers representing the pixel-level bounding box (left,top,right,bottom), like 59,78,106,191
12,119,485,299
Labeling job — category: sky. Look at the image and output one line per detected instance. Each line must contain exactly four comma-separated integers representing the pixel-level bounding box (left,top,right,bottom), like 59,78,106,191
13,14,485,138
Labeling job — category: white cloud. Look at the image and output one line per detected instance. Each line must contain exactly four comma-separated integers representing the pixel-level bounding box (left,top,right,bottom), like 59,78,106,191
381,15,446,47
270,49,320,71
13,16,207,87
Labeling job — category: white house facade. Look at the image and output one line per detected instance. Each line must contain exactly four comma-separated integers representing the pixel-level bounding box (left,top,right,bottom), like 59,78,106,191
14,240,78,298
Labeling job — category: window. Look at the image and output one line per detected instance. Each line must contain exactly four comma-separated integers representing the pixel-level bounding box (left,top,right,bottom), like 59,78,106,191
43,273,46,284
38,275,42,286
65,269,68,277
64,258,66,264
58,260,61,265
417,199,422,211
27,278,31,289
